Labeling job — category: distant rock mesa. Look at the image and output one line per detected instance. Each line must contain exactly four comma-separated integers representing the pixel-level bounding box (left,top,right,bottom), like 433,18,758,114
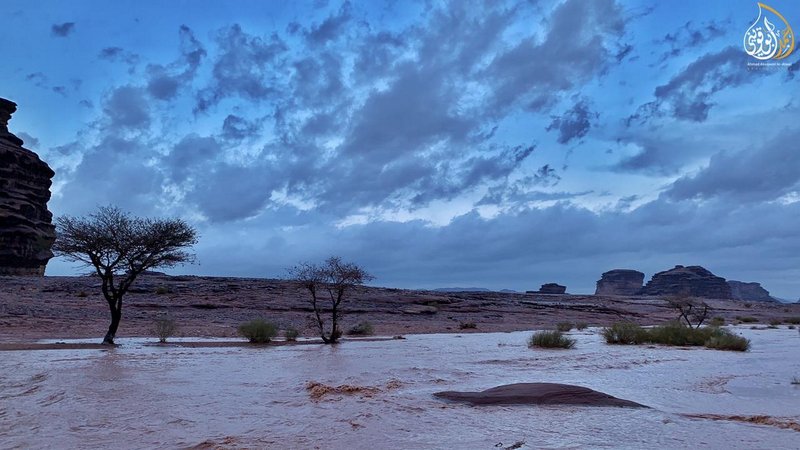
640,265,732,299
0,98,55,276
538,283,566,294
727,281,776,302
595,269,644,296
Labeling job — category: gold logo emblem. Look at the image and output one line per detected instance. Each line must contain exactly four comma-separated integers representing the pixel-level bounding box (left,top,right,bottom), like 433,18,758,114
743,3,795,60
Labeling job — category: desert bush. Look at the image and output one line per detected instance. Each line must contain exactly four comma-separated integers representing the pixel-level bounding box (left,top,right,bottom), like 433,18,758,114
528,330,576,349
77,291,88,298
703,329,750,352
602,322,647,344
347,321,374,336
709,317,725,327
789,325,796,330
238,319,278,343
769,319,782,326
744,303,752,308
155,286,170,295
284,328,300,341
785,317,800,325
152,316,178,343
575,322,589,330
647,321,716,346
736,316,758,323
459,321,477,330
556,322,573,332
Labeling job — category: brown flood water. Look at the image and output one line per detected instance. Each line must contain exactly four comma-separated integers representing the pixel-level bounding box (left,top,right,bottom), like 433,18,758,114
1,327,799,449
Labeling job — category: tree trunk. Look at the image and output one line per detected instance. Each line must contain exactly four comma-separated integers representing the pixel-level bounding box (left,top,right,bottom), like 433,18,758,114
102,299,122,345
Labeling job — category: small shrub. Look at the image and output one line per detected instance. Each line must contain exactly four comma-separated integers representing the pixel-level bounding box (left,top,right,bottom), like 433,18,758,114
284,328,300,341
556,322,573,332
238,319,278,343
769,319,782,326
736,316,758,323
575,322,589,330
347,321,374,336
528,330,576,349
648,321,715,346
744,303,752,308
785,317,800,325
459,321,477,330
709,317,725,327
602,322,647,345
788,325,796,330
77,291,88,298
704,329,750,352
155,286,170,295
152,316,177,343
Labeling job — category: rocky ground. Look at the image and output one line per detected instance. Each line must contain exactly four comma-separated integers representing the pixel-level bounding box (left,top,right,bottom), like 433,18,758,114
1,273,798,342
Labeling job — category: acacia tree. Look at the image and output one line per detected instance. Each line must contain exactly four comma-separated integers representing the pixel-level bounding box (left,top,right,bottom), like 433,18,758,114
53,206,198,344
665,294,711,329
287,256,374,344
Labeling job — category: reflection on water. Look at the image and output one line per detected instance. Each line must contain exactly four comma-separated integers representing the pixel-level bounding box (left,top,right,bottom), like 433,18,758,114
2,327,799,449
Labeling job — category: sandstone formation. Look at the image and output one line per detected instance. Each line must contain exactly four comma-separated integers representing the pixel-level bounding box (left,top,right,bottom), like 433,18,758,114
0,98,55,276
640,265,732,299
595,269,644,296
434,383,647,408
727,281,776,302
538,283,566,294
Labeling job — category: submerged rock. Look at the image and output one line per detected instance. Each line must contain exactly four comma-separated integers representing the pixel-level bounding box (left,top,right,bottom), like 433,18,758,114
595,269,644,296
640,265,732,299
0,98,55,276
434,383,647,408
727,281,776,302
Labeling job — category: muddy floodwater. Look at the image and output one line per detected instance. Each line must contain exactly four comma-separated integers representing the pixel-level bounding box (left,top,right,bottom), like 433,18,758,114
2,327,799,449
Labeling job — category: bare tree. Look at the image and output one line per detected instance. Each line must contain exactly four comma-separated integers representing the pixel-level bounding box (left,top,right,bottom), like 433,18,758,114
53,206,198,344
287,256,374,344
665,294,711,329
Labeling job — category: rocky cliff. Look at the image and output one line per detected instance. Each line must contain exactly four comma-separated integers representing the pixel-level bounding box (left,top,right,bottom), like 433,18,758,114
0,98,55,276
538,283,566,294
595,269,644,296
640,265,732,299
727,281,776,302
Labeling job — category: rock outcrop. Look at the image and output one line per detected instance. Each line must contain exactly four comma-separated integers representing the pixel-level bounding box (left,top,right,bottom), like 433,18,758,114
434,383,647,408
595,269,644,296
727,281,776,302
640,265,732,299
0,98,55,276
538,283,566,294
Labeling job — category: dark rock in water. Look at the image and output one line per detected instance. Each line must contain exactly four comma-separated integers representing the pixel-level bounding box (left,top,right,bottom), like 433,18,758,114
595,269,644,296
0,98,55,276
640,265,732,299
539,283,566,294
434,383,647,408
727,281,776,302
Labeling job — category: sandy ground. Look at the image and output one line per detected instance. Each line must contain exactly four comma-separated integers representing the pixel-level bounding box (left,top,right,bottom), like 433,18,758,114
1,273,798,344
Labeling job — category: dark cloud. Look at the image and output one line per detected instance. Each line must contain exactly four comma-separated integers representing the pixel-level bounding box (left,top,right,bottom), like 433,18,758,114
630,46,760,123
146,25,206,100
103,86,150,129
305,2,352,46
51,22,75,37
195,25,287,112
546,99,595,144
665,128,800,202
164,134,222,183
221,114,262,141
655,20,728,62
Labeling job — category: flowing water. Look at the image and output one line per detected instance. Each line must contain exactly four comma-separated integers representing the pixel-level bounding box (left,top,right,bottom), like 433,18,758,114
1,327,799,449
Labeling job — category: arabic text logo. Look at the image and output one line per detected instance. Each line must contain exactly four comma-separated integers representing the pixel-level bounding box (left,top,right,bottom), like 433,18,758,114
743,3,795,60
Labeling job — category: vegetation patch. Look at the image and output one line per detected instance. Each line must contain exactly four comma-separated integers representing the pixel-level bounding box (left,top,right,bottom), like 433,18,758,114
708,317,725,327
528,330,576,349
152,316,178,343
736,316,758,323
459,321,477,330
556,322,573,332
602,321,749,351
575,322,589,330
238,319,278,343
602,322,648,345
347,321,374,336
284,328,300,341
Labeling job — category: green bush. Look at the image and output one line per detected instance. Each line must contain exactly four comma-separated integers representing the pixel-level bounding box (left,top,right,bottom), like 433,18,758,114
347,321,374,336
704,329,750,352
556,322,573,332
736,316,758,323
284,328,300,341
155,286,170,295
152,316,177,343
769,319,782,326
238,319,278,343
785,317,800,325
575,322,589,330
647,321,715,346
77,291,88,298
528,330,576,349
459,321,477,330
602,322,647,345
709,317,725,327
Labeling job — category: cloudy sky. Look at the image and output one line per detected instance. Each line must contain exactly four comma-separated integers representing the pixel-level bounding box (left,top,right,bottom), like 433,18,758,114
2,0,799,298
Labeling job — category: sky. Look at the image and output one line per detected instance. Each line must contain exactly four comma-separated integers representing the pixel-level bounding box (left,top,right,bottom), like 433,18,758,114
2,0,799,299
